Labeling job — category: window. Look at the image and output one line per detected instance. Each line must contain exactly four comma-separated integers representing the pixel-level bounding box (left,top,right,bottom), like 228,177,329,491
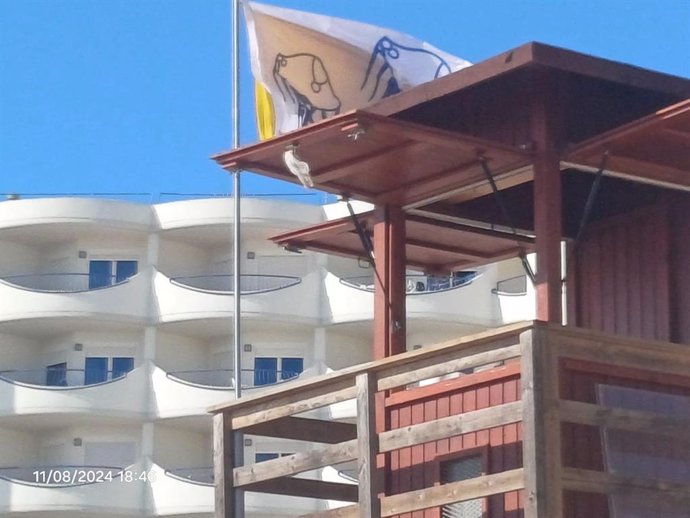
255,452,293,463
84,356,134,385
88,260,138,289
253,357,304,386
440,453,486,518
46,362,67,387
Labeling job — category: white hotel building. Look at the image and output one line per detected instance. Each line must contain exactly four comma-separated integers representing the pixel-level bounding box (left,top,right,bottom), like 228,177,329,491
0,195,532,517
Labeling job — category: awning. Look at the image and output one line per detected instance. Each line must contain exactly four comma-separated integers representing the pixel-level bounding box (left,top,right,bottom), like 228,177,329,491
213,111,532,208
271,211,534,274
565,99,690,189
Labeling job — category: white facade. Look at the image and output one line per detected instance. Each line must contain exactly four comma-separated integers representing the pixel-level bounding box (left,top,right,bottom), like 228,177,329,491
0,196,534,517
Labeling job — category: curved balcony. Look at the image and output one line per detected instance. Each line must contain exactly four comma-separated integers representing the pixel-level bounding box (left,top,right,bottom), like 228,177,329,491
0,366,147,419
148,463,327,516
0,272,149,324
152,365,305,418
0,462,145,514
155,270,321,325
339,272,478,295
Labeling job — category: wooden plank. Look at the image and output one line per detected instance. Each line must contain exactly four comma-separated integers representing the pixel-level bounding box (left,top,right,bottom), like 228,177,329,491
242,417,356,444
557,399,690,440
355,372,381,518
561,467,690,501
245,477,358,502
299,504,359,518
379,401,523,453
213,412,236,518
231,385,357,430
521,328,563,518
378,342,521,391
234,439,358,487
380,468,525,517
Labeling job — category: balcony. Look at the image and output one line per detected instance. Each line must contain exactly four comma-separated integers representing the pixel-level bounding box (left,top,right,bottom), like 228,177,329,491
0,366,147,419
0,272,148,323
152,365,306,418
0,462,145,514
155,270,321,325
211,323,690,518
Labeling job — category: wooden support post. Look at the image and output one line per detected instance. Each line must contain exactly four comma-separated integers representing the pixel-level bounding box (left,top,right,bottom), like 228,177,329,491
373,204,406,359
356,372,381,518
531,71,563,323
521,328,563,518
214,412,240,518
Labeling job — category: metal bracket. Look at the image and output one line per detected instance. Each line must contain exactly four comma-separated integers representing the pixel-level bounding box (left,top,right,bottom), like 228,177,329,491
345,198,375,267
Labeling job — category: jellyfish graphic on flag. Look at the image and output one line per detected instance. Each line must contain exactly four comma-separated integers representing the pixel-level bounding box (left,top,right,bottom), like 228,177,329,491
243,1,471,140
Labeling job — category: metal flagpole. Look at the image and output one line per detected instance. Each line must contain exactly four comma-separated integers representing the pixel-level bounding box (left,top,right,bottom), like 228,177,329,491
231,0,244,516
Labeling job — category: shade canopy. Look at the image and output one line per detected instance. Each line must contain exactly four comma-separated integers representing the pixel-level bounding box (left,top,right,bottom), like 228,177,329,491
271,211,534,274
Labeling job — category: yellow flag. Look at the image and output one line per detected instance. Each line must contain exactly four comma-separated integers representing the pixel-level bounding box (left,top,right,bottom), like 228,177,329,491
254,81,276,140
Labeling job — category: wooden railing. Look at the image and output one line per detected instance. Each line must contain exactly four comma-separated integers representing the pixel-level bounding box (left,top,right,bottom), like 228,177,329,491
210,322,690,518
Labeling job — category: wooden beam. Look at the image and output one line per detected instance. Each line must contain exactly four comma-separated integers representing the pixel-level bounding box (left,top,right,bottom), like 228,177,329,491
299,504,359,518
521,328,563,518
234,439,358,487
245,477,358,502
405,212,534,245
355,372,381,518
214,413,238,518
406,237,489,259
531,70,562,323
562,467,690,501
379,400,522,453
373,205,406,359
242,416,357,444
557,399,690,441
380,468,525,516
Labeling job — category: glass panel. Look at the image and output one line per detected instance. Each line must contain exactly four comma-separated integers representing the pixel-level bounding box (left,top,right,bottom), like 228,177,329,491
112,357,134,379
46,362,67,387
115,261,138,283
441,454,484,518
84,357,109,385
255,453,280,463
280,357,304,380
89,260,112,289
254,357,277,386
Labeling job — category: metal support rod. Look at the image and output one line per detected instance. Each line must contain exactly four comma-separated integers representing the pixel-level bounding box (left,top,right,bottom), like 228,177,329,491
231,0,244,517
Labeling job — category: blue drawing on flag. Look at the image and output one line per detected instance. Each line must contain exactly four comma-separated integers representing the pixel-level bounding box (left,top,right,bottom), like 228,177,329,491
273,53,342,126
361,37,452,101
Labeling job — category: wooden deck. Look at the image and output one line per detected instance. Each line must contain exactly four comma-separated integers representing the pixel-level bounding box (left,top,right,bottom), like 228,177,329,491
210,322,690,518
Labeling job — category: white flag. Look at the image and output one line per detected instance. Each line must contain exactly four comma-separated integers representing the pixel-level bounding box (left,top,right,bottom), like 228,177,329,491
243,1,471,139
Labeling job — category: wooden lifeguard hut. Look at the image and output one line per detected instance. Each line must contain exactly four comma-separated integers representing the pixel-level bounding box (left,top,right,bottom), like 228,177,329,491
210,42,690,518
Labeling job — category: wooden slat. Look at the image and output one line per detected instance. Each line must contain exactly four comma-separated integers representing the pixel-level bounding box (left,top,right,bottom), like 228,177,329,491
233,439,358,487
355,372,381,518
213,413,236,518
245,477,358,502
299,504,359,518
378,341,521,391
242,416,356,444
380,468,525,516
562,467,690,500
379,400,523,453
557,399,690,440
521,328,563,518
230,385,358,430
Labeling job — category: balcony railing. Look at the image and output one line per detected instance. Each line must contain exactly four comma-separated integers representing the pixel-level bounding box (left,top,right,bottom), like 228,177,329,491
166,368,303,389
0,465,124,487
165,467,214,485
340,272,477,294
0,368,131,388
169,274,301,294
0,273,133,293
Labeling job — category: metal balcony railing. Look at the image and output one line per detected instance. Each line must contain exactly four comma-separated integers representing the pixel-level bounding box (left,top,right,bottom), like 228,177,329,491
340,272,477,294
0,465,124,487
169,274,301,294
166,368,303,389
0,273,133,293
0,368,131,388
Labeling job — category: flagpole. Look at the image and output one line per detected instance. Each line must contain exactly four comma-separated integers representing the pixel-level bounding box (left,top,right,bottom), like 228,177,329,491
231,0,244,516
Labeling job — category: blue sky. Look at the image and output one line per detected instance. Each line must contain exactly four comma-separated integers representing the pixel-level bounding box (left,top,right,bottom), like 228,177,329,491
1,0,688,201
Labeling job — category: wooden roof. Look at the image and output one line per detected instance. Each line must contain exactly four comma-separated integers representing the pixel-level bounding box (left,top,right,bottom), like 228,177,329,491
271,211,534,274
564,99,690,189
